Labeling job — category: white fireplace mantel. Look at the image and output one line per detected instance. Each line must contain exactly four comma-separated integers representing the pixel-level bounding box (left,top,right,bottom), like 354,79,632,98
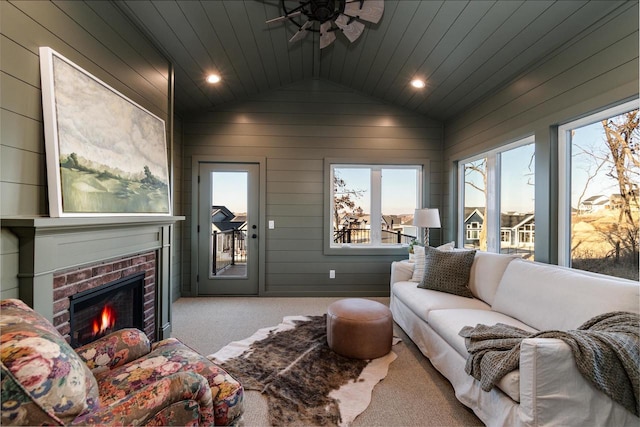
2,215,184,340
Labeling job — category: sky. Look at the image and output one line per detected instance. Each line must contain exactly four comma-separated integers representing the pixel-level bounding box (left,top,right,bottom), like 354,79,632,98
211,172,247,214
465,143,535,213
335,167,419,215
570,120,630,208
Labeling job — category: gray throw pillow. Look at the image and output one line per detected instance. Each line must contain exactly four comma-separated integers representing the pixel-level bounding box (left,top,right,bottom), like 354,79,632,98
418,246,476,298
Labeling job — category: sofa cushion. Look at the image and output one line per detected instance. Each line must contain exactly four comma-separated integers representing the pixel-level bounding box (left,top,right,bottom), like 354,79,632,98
427,308,538,359
468,251,519,305
492,259,640,331
427,308,538,403
392,281,490,323
391,260,415,285
410,241,455,282
418,247,476,297
0,299,99,424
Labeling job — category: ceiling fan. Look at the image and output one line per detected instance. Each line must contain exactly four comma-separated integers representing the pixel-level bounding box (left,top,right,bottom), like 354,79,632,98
266,0,384,49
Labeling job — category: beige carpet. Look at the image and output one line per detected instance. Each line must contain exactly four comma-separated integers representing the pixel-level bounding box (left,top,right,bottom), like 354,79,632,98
171,297,482,427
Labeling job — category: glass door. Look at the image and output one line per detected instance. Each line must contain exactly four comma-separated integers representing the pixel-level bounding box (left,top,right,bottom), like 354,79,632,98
198,162,259,295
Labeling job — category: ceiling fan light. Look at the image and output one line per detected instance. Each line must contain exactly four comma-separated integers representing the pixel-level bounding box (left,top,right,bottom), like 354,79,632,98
411,79,425,88
206,74,221,84
344,0,384,23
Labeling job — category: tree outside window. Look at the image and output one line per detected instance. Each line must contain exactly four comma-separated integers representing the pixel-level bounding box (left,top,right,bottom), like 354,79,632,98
463,160,487,251
566,107,639,280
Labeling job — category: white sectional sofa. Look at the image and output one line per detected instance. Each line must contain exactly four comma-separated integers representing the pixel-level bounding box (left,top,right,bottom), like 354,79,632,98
390,251,640,427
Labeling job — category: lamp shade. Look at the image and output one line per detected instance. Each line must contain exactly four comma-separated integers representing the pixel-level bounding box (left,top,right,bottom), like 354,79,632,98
413,208,441,228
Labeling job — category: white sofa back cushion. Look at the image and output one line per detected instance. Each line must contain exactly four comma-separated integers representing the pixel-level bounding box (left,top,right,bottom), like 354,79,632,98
410,242,455,282
492,259,640,331
468,251,519,305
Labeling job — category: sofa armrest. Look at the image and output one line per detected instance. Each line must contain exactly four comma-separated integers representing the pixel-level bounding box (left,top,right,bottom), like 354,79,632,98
390,260,414,286
71,371,214,426
75,328,150,373
519,337,637,426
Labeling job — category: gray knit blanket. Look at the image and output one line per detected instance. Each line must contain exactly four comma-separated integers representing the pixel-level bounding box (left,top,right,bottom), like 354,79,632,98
459,311,640,416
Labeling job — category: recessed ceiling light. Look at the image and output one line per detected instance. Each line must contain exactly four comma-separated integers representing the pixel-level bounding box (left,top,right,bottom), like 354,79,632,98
206,74,221,84
411,79,425,89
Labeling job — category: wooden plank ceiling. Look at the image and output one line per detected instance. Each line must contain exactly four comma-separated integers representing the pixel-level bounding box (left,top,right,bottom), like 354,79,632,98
114,0,629,120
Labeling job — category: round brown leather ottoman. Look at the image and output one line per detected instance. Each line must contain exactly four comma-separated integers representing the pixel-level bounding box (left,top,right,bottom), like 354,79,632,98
326,298,393,360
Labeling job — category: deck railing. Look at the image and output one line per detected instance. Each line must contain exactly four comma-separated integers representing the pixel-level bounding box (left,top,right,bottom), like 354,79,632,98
212,229,246,275
333,228,415,245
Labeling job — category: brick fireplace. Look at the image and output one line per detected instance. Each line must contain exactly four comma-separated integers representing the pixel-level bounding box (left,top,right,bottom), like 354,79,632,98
53,252,157,345
1,216,183,341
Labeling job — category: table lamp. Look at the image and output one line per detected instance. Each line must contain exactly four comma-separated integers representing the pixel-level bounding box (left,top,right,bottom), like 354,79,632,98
413,208,441,246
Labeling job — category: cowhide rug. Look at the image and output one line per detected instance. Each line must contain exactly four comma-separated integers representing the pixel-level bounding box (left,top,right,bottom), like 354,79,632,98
208,315,398,426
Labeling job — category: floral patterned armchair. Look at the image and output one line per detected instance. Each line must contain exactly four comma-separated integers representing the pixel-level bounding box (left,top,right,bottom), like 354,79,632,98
0,299,244,426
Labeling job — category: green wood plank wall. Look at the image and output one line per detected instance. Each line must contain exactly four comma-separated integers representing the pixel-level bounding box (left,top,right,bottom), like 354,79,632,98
0,1,179,298
172,116,184,302
442,1,639,264
183,79,444,296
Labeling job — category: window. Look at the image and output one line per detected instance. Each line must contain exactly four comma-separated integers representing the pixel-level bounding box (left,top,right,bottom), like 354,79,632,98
461,161,487,250
558,99,639,281
466,222,481,241
328,162,423,251
458,136,535,258
518,224,535,244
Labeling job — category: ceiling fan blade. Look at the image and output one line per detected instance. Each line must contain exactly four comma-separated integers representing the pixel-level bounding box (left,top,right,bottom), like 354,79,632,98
335,14,365,43
265,10,303,24
344,0,384,24
319,21,336,49
289,20,313,43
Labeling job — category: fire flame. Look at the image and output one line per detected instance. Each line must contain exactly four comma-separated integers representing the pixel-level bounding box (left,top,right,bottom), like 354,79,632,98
92,305,116,336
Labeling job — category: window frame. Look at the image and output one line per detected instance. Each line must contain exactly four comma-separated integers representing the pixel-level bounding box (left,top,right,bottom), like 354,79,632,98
324,158,430,255
457,135,535,253
557,98,638,268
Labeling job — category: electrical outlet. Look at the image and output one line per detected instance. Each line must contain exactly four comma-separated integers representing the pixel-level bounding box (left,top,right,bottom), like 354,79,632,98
329,270,335,279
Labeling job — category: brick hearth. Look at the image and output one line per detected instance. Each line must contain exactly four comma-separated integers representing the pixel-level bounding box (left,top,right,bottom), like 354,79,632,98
52,251,156,343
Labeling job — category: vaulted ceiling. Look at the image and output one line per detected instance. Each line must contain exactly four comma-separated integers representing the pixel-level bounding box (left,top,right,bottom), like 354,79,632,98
116,0,629,121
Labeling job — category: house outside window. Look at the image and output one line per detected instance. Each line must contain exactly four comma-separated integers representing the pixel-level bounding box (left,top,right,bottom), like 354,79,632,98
458,136,535,258
558,99,639,281
326,161,425,252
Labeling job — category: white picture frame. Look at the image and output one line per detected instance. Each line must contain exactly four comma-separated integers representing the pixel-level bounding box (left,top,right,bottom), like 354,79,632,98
39,47,171,217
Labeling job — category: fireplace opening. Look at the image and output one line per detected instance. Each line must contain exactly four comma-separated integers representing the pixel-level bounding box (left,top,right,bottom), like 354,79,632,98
69,273,145,348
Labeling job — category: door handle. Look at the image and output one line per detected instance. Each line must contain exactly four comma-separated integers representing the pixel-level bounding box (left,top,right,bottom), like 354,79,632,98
252,234,257,239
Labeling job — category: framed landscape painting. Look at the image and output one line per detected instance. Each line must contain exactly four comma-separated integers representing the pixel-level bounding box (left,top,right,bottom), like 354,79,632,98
39,47,171,217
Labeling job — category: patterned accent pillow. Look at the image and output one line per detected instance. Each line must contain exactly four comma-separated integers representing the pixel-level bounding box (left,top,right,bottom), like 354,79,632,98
410,241,455,282
418,246,476,298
